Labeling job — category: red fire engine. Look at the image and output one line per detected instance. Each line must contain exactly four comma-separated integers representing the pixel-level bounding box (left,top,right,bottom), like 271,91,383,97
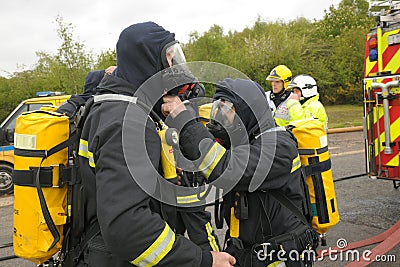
364,0,400,188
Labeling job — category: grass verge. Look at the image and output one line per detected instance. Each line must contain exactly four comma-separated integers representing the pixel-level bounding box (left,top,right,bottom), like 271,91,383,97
325,104,363,129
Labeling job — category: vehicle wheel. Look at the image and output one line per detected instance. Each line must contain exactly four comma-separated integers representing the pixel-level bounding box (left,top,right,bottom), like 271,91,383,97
0,163,13,195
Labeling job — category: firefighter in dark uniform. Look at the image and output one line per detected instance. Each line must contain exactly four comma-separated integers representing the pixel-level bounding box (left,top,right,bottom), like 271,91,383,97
162,78,318,267
70,22,235,266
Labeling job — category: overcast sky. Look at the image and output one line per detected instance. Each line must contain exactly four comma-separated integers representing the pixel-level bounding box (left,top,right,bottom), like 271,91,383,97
0,0,342,77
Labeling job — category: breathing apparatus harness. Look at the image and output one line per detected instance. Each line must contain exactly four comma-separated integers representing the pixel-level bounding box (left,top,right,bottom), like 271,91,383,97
57,93,180,266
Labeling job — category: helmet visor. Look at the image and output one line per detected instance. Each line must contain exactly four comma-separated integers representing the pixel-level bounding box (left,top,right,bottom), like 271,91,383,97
266,76,282,82
162,41,187,68
286,83,298,90
210,99,235,128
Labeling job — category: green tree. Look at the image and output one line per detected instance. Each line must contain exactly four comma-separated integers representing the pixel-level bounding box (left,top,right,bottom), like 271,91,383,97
0,16,95,121
53,16,94,94
185,25,231,63
307,0,374,103
95,49,117,70
32,16,94,95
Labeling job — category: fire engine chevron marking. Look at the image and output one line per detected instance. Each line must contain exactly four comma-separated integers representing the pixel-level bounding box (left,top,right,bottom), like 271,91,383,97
374,116,400,167
364,29,400,77
365,45,377,77
365,58,377,77
386,154,399,166
382,43,400,72
372,105,386,124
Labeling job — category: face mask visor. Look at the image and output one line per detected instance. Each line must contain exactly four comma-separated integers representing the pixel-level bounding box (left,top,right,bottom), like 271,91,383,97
210,99,235,128
162,41,187,68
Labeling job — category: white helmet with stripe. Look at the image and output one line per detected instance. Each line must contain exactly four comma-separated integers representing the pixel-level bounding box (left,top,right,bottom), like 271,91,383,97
287,74,318,98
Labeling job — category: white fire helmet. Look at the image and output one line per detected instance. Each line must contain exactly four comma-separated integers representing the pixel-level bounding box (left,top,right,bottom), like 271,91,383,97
286,74,318,98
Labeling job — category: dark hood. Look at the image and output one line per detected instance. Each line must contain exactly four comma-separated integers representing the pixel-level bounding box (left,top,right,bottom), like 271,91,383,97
84,70,105,94
96,74,137,96
214,78,275,138
115,21,175,90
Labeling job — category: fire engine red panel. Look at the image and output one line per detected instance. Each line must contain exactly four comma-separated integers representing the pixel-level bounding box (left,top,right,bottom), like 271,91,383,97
382,44,400,74
364,36,369,77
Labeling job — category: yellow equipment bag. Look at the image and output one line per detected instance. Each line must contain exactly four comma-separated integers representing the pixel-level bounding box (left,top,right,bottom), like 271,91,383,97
288,119,340,240
13,107,73,264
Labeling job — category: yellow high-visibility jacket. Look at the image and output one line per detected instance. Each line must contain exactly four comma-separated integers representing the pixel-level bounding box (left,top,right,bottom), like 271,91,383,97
287,94,328,130
274,97,304,127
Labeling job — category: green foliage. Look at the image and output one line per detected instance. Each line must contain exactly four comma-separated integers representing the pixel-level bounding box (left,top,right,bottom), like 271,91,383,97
310,0,374,104
185,25,232,63
53,16,94,94
314,0,370,39
183,0,374,104
95,49,117,70
0,16,95,121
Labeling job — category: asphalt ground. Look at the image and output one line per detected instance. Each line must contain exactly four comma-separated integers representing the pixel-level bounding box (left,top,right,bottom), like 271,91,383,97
0,131,399,266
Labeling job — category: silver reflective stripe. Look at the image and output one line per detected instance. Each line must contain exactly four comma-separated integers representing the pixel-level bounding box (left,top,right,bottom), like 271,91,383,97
255,127,286,139
14,133,36,149
93,94,138,104
274,98,290,120
131,223,175,267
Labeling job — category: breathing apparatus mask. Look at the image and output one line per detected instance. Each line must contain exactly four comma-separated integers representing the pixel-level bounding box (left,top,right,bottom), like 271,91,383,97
207,99,245,148
161,40,187,68
161,41,204,101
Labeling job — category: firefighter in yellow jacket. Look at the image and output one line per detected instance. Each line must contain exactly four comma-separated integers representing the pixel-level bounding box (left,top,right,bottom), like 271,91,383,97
265,65,304,126
286,74,328,130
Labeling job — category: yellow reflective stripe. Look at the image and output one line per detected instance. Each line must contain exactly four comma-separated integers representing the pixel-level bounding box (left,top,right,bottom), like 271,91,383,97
131,223,175,267
267,261,286,267
78,139,96,167
199,142,226,179
386,154,399,166
378,27,383,72
205,222,220,252
372,105,385,124
176,190,207,204
291,154,301,173
365,58,377,77
374,115,400,156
